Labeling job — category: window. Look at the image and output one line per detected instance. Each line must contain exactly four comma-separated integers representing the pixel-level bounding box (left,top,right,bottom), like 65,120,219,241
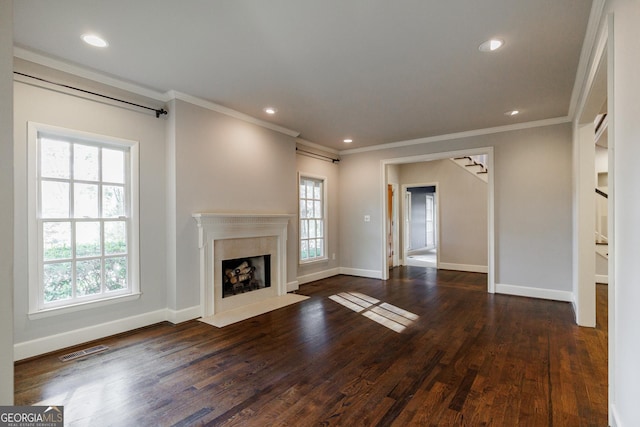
28,123,139,315
299,175,327,263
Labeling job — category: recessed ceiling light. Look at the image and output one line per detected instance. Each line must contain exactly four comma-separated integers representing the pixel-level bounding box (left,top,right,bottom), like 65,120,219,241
479,38,504,52
505,110,519,116
263,107,277,115
81,34,108,48
343,139,353,143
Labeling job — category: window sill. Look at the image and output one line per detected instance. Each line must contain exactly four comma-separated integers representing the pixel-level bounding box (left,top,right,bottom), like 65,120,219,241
299,257,329,266
28,292,142,320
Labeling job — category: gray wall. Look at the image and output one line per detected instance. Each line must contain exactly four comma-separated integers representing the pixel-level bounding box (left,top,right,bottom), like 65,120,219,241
0,0,14,404
401,160,487,267
296,145,341,280
168,99,298,310
339,122,573,291
13,69,168,344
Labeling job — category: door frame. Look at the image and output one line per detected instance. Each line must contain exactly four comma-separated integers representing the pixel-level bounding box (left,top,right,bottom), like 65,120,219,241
386,184,394,269
571,10,613,424
402,182,440,268
381,147,495,294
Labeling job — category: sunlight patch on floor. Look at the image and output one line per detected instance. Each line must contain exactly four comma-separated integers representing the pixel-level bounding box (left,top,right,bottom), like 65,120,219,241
329,292,419,332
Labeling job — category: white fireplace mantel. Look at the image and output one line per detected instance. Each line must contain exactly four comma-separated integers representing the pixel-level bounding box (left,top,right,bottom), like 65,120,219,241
193,213,294,318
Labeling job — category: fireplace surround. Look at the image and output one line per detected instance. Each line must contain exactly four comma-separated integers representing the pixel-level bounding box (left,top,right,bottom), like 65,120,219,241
193,213,293,318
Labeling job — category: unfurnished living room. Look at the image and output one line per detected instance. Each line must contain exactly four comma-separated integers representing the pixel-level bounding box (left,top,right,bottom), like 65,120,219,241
1,1,640,426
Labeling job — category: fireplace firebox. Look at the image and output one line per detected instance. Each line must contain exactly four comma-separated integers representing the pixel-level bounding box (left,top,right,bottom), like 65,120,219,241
222,255,271,297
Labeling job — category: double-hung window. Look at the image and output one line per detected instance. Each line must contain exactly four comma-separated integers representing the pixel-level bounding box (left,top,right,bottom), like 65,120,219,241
28,123,139,316
299,175,327,263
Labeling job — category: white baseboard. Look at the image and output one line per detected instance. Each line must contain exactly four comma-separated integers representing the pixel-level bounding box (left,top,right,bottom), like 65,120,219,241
595,274,609,284
166,305,201,324
14,309,167,361
339,267,383,279
495,283,573,302
287,280,300,292
297,268,340,285
438,263,488,273
611,403,622,427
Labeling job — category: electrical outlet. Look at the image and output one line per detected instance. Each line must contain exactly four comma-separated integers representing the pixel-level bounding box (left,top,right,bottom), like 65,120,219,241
364,215,371,222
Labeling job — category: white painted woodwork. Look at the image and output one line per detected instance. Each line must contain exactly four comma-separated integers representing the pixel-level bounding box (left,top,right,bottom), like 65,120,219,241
193,213,293,318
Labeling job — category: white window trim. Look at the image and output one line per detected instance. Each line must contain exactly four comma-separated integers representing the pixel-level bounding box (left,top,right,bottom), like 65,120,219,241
298,172,328,265
27,122,140,318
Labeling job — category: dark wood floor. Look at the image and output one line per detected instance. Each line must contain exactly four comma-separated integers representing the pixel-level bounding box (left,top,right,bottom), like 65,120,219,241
15,267,608,426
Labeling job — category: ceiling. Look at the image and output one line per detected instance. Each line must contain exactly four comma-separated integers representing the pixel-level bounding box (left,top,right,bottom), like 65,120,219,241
13,0,593,151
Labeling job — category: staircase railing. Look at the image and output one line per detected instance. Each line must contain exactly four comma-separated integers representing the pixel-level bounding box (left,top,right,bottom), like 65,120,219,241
595,188,608,198
453,156,488,175
595,188,608,244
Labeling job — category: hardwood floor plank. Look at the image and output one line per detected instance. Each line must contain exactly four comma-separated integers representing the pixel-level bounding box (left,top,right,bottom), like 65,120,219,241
14,268,608,426
448,368,478,412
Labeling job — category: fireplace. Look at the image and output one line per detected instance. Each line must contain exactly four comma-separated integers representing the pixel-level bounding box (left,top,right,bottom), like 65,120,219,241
222,254,271,298
193,213,293,317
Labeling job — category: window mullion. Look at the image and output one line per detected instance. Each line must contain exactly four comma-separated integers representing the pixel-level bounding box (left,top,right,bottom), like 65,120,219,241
101,220,106,296
69,142,76,301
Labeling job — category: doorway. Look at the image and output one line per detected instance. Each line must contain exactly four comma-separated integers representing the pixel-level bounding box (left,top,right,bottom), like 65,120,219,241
404,185,438,268
574,40,609,327
574,21,612,423
381,147,495,294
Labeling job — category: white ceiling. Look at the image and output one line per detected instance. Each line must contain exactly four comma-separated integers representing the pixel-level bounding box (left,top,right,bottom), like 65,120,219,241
13,0,593,151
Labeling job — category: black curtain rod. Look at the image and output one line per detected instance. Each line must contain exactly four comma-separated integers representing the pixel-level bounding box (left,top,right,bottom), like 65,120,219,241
14,71,168,118
296,147,339,163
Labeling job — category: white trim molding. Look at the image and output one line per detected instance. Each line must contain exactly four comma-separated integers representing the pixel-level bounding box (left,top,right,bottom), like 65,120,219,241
192,213,294,318
340,117,570,155
287,280,300,292
438,263,488,274
14,306,202,361
168,91,300,138
27,122,141,317
14,47,167,102
297,268,340,285
14,309,167,361
568,0,608,119
296,138,340,155
14,48,301,139
610,404,622,427
166,305,201,324
495,283,573,302
380,147,495,294
339,267,383,279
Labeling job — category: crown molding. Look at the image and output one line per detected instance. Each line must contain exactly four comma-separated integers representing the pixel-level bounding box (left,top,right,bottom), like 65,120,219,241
14,47,168,102
167,91,300,138
296,138,339,155
568,0,607,120
339,116,572,155
14,47,300,138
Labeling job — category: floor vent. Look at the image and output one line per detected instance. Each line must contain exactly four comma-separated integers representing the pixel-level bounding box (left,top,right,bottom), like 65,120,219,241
59,345,109,362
